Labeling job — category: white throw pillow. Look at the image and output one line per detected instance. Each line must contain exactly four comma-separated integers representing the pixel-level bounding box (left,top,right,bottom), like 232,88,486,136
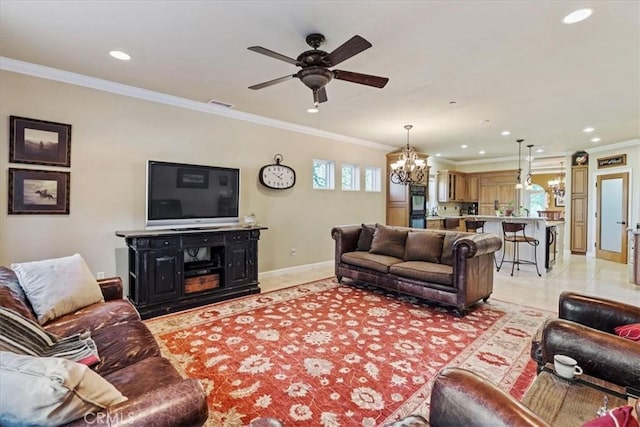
0,351,127,426
11,254,105,324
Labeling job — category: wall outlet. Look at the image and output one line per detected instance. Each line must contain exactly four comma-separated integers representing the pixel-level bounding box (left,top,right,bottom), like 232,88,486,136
290,248,296,256
96,271,105,279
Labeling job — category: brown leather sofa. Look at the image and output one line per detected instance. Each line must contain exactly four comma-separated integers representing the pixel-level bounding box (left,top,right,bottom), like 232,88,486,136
530,291,640,388
331,224,502,315
0,266,208,426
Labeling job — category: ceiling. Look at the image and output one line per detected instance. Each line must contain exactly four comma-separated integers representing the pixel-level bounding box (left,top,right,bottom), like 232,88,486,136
1,1,638,163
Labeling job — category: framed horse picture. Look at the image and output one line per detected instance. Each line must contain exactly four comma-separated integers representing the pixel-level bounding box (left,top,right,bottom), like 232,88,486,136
8,168,70,214
9,116,72,167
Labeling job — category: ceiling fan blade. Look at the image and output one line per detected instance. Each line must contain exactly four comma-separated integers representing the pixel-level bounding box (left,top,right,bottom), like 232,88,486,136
332,70,389,88
248,46,301,66
317,87,328,103
326,35,372,66
249,74,296,90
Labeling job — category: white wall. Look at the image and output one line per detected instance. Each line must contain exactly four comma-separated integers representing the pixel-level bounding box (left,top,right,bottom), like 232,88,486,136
0,71,388,276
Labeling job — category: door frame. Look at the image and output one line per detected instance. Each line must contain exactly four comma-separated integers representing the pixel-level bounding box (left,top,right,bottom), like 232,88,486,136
595,172,629,263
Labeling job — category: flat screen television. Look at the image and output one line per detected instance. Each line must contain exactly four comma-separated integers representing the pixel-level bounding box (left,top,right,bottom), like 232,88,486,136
146,160,240,230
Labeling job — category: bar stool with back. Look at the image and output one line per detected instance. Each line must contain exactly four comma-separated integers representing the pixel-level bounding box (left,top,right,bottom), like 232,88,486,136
497,222,542,276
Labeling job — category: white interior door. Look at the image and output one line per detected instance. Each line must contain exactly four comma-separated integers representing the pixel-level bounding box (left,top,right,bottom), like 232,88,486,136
596,173,628,263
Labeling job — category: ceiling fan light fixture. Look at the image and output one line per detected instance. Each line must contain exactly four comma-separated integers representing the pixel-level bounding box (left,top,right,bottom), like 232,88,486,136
307,102,319,113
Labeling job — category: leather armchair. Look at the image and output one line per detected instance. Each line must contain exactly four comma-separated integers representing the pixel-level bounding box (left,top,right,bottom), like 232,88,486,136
429,368,550,427
531,291,640,388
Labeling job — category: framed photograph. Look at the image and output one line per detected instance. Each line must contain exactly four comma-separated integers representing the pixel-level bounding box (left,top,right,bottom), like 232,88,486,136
9,116,72,167
555,193,566,207
8,168,70,215
177,168,209,189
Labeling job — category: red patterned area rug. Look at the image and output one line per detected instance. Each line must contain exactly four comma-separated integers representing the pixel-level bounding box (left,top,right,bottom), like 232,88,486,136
145,278,552,426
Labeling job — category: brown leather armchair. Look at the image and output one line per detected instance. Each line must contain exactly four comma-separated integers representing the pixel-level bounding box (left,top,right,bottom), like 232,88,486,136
531,291,640,388
429,368,550,427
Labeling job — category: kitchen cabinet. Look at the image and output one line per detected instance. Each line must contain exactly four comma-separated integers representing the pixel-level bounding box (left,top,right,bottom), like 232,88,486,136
437,170,467,202
476,170,518,215
467,174,479,201
570,165,588,254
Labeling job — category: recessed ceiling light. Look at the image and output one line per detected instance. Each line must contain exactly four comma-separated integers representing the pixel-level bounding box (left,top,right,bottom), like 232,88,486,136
436,153,441,157
591,137,601,143
109,50,131,61
478,119,490,124
479,150,486,155
536,148,545,153
501,130,511,136
563,8,593,24
583,126,595,133
461,144,468,149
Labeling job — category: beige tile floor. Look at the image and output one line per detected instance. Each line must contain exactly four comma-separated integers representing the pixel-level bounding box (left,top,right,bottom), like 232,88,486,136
260,253,639,313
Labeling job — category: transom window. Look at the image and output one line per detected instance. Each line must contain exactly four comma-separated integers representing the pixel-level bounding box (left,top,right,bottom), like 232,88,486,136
364,166,382,192
342,163,360,191
312,159,335,190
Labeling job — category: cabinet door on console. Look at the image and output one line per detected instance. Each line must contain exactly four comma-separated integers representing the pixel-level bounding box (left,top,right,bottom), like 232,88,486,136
225,232,258,286
146,249,183,303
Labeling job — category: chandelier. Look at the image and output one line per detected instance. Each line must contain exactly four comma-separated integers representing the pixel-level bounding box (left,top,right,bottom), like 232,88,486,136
390,125,426,185
548,161,566,197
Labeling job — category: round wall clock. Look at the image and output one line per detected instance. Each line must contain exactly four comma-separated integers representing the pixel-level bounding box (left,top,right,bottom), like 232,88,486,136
259,154,296,190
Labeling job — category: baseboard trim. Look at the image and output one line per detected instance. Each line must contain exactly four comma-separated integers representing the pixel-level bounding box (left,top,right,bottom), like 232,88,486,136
259,260,333,279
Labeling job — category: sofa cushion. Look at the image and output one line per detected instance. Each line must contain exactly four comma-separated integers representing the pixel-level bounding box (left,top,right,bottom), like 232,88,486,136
44,299,140,337
0,352,126,427
441,233,467,266
405,232,444,263
11,254,105,324
390,261,454,286
89,320,161,376
0,267,36,322
103,356,184,399
341,251,403,273
369,224,409,259
357,224,376,251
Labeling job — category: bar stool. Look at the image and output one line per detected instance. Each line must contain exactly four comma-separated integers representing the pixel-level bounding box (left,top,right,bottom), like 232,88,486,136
465,220,485,233
497,222,542,277
444,218,460,230
465,219,499,269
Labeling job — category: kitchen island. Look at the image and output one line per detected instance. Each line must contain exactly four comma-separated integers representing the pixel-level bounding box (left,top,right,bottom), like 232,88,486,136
442,215,565,275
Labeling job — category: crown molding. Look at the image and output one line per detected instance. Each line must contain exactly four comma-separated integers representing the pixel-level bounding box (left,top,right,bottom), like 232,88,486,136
585,138,640,154
0,57,395,152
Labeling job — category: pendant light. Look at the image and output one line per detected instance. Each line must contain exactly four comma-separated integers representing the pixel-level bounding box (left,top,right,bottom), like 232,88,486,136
515,139,524,189
525,144,534,190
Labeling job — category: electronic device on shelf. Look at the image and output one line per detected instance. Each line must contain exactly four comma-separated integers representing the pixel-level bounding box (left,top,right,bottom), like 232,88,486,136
146,160,240,230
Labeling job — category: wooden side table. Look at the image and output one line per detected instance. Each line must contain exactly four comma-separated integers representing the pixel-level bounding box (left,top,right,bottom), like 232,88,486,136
522,367,630,426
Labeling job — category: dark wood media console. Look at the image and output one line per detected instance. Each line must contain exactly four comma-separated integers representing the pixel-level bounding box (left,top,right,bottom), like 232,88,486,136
115,226,267,319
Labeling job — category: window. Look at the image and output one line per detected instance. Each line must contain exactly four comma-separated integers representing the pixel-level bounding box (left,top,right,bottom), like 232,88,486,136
364,166,382,192
525,184,547,216
313,159,335,190
341,163,360,191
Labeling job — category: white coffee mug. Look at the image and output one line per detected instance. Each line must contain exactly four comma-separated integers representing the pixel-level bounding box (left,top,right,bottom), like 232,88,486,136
554,354,583,379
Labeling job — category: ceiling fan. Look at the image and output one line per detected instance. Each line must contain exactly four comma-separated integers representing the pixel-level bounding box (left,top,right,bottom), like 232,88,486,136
248,33,389,107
